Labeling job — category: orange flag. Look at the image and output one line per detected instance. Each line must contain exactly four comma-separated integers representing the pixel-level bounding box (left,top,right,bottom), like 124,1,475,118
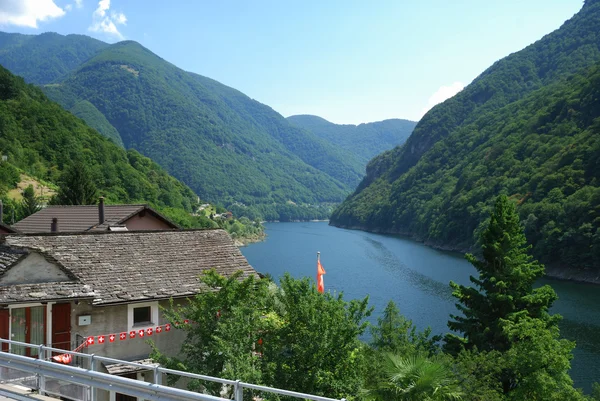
317,257,326,293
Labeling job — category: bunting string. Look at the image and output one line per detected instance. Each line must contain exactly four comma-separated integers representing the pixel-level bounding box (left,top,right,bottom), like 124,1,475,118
51,320,189,364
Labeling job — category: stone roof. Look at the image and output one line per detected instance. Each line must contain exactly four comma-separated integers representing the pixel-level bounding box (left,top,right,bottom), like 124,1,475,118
12,205,178,233
0,230,257,305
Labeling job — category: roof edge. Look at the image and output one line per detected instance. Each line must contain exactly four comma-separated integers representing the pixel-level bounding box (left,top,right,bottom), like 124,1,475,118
0,227,226,237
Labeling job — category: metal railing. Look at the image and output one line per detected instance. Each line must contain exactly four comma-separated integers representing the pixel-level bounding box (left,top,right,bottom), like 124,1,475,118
0,339,346,401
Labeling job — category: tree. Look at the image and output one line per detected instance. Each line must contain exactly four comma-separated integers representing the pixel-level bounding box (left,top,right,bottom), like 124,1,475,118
20,185,41,218
364,353,463,401
499,313,584,401
445,195,558,354
265,274,371,397
153,271,371,399
370,301,439,355
445,195,582,398
53,161,98,205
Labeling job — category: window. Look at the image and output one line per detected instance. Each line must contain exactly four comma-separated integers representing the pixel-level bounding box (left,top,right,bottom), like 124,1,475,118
127,301,158,329
133,306,152,325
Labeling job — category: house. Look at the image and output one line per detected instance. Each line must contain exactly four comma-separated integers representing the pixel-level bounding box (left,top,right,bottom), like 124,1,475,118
12,197,178,234
0,229,257,401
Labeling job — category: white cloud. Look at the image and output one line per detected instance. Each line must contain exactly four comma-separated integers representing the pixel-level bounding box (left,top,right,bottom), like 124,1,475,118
420,81,465,119
75,0,83,8
65,4,73,11
89,0,126,39
0,0,65,28
111,11,126,25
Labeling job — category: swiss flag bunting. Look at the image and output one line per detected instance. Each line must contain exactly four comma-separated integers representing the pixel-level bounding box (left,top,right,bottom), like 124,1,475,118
83,322,183,346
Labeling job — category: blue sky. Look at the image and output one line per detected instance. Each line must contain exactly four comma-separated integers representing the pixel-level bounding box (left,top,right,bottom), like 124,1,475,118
0,0,584,124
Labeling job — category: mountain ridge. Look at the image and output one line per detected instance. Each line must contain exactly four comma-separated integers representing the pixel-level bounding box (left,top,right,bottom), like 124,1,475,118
330,0,600,273
0,36,365,220
287,114,416,164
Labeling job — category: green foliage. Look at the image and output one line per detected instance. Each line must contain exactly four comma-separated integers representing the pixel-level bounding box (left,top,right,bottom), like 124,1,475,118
20,184,41,218
154,270,371,399
444,196,582,399
68,100,123,147
446,196,557,353
364,353,463,401
288,115,416,165
0,65,198,214
0,35,368,220
52,161,98,205
332,1,600,272
499,313,584,400
0,32,108,84
370,301,439,355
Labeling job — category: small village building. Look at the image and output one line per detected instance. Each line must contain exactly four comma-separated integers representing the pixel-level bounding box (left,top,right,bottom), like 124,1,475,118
12,198,178,234
0,229,257,401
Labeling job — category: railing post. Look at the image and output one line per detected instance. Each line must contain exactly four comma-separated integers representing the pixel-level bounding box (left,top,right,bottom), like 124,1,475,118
37,344,45,395
90,354,97,401
154,365,162,386
234,380,243,401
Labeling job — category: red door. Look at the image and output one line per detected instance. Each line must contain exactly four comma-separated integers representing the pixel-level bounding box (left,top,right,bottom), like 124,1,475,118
0,309,8,352
52,303,71,351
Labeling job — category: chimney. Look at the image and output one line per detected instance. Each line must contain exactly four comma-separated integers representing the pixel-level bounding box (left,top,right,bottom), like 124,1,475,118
99,197,105,224
51,218,58,233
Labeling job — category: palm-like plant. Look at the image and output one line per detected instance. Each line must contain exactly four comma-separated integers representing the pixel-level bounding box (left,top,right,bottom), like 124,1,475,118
365,353,463,401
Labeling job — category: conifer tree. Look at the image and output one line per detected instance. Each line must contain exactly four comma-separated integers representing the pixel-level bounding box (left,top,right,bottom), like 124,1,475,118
20,184,41,218
53,161,98,205
445,195,558,353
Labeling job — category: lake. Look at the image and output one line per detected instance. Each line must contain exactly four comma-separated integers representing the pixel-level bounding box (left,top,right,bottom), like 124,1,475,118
241,221,600,392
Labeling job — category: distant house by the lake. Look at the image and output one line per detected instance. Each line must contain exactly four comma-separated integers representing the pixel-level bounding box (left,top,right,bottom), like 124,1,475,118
12,197,178,233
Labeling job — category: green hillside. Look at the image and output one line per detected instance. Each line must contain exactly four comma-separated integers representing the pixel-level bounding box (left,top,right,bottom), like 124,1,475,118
0,34,366,220
0,65,197,221
0,32,107,84
287,115,416,164
331,0,600,272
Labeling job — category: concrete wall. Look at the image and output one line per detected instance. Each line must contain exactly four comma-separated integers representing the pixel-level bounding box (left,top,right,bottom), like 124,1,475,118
70,299,187,361
70,299,189,401
124,213,173,231
0,253,71,285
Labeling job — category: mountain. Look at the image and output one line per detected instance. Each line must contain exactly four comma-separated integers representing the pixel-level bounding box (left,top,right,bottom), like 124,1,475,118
287,115,416,164
0,65,198,221
0,32,108,84
0,34,366,221
331,0,600,273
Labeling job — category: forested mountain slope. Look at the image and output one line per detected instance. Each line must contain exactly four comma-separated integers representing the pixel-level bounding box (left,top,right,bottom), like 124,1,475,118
0,34,365,220
0,32,108,84
287,115,416,164
331,0,600,273
0,65,197,220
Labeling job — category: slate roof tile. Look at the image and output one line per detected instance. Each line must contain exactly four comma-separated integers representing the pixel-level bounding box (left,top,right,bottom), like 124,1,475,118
12,205,178,233
0,229,257,305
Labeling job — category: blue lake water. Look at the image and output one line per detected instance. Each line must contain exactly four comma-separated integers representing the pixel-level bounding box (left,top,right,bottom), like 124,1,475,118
241,221,600,392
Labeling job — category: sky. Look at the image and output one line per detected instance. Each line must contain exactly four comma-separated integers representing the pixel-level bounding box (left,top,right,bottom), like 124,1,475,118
0,0,585,124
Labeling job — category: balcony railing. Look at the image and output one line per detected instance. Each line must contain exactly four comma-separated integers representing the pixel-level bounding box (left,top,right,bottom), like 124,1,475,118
0,338,347,401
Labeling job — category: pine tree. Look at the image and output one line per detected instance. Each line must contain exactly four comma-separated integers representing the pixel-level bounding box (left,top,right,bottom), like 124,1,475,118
20,185,41,218
53,161,98,205
445,195,558,353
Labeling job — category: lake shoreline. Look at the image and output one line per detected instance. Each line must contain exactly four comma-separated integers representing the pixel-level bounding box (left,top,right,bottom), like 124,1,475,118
331,223,600,286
